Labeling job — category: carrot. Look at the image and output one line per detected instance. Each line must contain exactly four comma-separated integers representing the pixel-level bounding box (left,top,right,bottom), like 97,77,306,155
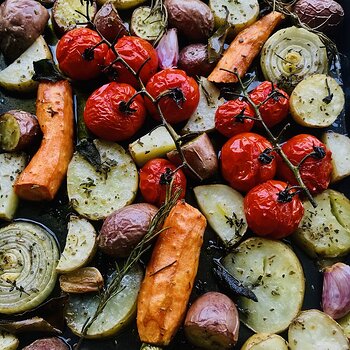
208,12,284,84
137,201,207,346
14,80,74,201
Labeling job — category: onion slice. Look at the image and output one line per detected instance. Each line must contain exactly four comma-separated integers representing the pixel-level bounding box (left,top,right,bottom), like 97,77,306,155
260,26,328,92
0,222,59,314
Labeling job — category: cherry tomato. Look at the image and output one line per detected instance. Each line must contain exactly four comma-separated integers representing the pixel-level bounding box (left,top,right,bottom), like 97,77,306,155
277,134,332,194
104,36,158,88
220,132,277,193
215,99,255,138
244,180,304,239
249,81,289,128
145,68,200,124
56,28,108,81
139,158,187,207
84,82,146,142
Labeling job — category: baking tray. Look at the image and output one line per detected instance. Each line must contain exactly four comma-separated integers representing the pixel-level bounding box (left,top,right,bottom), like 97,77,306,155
0,1,349,348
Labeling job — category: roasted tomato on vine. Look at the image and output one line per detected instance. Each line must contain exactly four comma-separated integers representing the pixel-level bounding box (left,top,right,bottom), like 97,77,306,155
139,158,187,207
220,132,277,193
56,28,108,81
249,81,289,128
244,180,304,239
278,134,332,194
84,82,146,142
145,68,200,124
104,36,158,88
215,99,255,138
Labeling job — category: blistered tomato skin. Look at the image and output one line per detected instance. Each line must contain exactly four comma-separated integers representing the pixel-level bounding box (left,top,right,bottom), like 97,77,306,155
145,68,200,124
56,28,108,81
244,180,304,239
220,132,277,193
139,158,187,207
249,81,290,128
278,134,333,194
104,36,158,88
215,99,255,138
84,82,146,142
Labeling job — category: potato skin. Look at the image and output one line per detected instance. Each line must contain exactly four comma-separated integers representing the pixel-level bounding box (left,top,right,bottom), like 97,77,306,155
178,44,216,77
98,203,158,257
184,292,239,350
94,2,128,43
294,0,344,34
23,337,69,350
0,110,41,152
165,0,214,42
0,0,49,62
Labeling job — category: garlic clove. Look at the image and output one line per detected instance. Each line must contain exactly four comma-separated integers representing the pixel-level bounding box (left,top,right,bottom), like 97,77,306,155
322,262,350,320
156,28,179,70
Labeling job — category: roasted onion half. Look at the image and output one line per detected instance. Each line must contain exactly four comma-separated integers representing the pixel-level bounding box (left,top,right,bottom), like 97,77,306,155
0,221,59,314
260,26,328,92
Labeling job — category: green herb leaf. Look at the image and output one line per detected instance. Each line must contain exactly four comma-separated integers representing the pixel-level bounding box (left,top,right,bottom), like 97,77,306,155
32,59,65,82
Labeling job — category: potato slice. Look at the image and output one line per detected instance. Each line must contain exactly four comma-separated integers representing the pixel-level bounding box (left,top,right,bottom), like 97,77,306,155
290,74,345,128
98,0,146,10
223,238,305,334
288,310,349,350
338,312,350,339
128,126,176,167
67,140,138,221
65,264,143,338
182,77,224,134
322,132,350,183
0,332,19,350
56,216,97,273
329,190,350,231
0,36,52,93
293,190,350,258
0,153,26,220
209,0,259,34
241,333,289,350
193,184,247,247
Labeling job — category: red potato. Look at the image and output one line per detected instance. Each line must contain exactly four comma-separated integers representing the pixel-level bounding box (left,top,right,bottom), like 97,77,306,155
23,337,68,350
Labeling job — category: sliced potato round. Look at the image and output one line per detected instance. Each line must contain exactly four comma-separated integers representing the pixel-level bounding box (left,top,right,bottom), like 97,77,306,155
0,331,19,350
293,190,350,258
322,132,350,183
241,333,289,350
67,140,138,221
223,238,305,334
209,0,259,35
194,184,247,248
0,36,52,93
290,75,345,128
329,190,350,231
338,312,350,339
65,264,143,338
288,310,349,350
56,216,97,273
111,0,147,10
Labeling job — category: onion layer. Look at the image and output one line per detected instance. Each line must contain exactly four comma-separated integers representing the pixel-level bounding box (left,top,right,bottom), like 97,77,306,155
0,222,59,314
260,26,328,92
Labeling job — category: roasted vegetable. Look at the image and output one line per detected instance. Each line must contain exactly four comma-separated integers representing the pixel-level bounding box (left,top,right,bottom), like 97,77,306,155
56,216,97,273
208,11,284,84
0,317,60,334
288,310,349,350
0,110,41,152
194,184,247,247
156,29,179,70
14,80,74,201
223,238,305,334
0,153,26,220
260,27,328,92
52,0,97,36
107,0,147,10
0,36,52,93
0,0,49,62
0,332,19,350
99,203,157,257
338,312,350,339
167,133,218,180
137,201,206,346
322,132,350,183
67,139,138,221
22,338,68,350
241,333,289,350
290,74,345,128
184,292,239,350
165,0,214,42
293,189,350,258
0,222,59,314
